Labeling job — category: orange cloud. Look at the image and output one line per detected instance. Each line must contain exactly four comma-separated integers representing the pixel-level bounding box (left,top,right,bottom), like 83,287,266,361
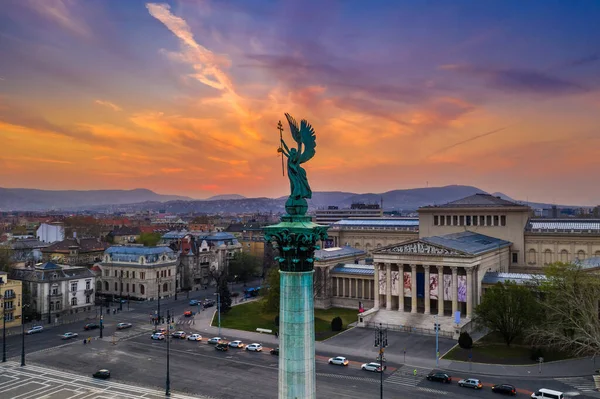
94,99,122,111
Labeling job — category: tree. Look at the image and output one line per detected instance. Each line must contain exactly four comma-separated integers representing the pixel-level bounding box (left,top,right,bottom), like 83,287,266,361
458,332,473,349
262,268,280,313
138,232,161,247
0,247,13,272
473,281,541,346
217,277,232,314
331,316,343,332
228,252,260,284
528,262,600,357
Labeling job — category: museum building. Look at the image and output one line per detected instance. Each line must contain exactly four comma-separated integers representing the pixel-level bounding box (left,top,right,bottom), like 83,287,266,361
316,193,600,337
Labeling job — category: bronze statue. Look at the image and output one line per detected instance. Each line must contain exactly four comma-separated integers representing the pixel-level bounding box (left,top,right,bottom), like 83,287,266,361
277,113,316,215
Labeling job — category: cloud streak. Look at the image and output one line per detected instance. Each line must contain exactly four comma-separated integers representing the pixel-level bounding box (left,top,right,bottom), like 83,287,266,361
94,99,122,111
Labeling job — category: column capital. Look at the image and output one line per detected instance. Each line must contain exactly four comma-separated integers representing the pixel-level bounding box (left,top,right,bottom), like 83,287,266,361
436,265,444,273
422,264,430,272
410,263,417,270
450,266,458,273
466,267,474,275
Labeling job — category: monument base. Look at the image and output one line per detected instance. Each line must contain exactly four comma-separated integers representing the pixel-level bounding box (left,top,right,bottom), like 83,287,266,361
279,270,316,399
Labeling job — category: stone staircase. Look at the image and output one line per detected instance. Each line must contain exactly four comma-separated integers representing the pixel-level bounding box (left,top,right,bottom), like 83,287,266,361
361,309,470,339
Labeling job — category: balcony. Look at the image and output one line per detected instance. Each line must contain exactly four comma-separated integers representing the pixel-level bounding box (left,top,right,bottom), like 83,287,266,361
49,292,62,297
84,289,94,296
3,292,16,299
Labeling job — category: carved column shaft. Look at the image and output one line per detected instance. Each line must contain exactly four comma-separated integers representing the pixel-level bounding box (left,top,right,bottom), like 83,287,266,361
386,263,392,310
437,265,444,316
451,267,458,316
410,264,417,313
466,268,473,319
424,265,430,315
398,264,404,312
374,263,380,309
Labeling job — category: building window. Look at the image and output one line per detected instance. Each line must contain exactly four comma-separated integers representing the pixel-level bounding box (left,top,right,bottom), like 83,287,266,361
140,272,145,280
493,215,499,226
52,286,58,295
50,302,54,311
156,271,159,279
501,215,506,226
56,302,61,310
480,216,485,225
512,253,518,263
85,281,91,290
133,271,136,279
440,215,445,226
528,249,537,264
140,285,145,295
126,283,129,292
434,215,439,226
459,215,464,225
163,282,168,292
104,270,109,277
473,216,478,226
168,269,171,277
86,295,91,304
453,215,458,225
120,282,123,292
576,250,586,260
132,284,136,293
115,270,118,277
114,282,118,291
70,282,77,292
4,301,13,309
126,271,129,278
544,249,552,265
4,312,13,322
71,297,77,306
466,215,471,226
560,250,569,263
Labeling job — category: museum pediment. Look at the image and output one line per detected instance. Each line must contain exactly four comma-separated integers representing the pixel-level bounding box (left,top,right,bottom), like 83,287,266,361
376,241,466,256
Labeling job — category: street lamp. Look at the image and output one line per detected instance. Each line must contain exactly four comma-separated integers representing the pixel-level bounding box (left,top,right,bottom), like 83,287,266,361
119,271,123,311
1,297,5,363
374,323,388,399
434,315,441,367
214,292,221,336
166,309,171,397
21,304,30,366
156,278,161,323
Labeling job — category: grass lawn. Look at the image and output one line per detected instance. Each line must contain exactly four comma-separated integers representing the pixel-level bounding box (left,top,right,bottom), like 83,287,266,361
214,300,359,341
443,332,574,365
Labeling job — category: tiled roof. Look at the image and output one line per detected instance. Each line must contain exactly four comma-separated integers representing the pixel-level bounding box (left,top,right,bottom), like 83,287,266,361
314,246,366,260
526,219,600,232
332,219,419,228
423,231,512,256
10,239,50,250
331,263,374,276
42,238,108,253
482,272,545,285
105,246,174,255
11,264,95,282
574,257,600,269
111,226,141,236
422,193,527,208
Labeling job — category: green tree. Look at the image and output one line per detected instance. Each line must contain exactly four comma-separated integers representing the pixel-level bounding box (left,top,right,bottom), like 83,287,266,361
458,332,473,349
217,277,232,314
528,262,600,357
138,232,161,247
262,268,280,313
473,281,541,346
331,316,343,332
228,252,260,284
0,247,13,272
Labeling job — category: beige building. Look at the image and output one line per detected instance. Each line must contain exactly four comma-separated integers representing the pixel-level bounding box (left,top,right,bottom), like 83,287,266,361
1,271,23,329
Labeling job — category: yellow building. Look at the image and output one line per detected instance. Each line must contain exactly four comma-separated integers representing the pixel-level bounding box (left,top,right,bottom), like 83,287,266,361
1,271,23,329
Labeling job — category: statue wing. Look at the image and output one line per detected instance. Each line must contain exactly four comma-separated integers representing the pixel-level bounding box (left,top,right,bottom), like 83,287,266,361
285,113,301,146
298,119,316,164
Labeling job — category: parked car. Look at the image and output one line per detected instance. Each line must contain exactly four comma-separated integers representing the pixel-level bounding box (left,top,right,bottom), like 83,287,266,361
151,333,165,340
361,362,385,372
92,369,111,379
26,326,43,335
187,334,202,341
492,384,517,396
459,378,483,389
270,347,279,356
215,343,229,351
116,322,132,330
203,299,215,308
228,340,245,348
184,310,193,317
328,356,349,366
171,331,187,339
208,337,223,344
426,372,452,383
84,323,99,330
189,299,199,306
246,343,262,352
61,332,78,340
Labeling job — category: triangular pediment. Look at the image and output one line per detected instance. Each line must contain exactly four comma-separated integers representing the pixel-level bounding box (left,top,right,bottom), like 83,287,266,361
375,240,467,256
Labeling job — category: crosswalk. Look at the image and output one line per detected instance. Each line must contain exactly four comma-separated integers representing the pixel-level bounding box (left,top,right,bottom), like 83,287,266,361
556,376,600,393
385,366,449,396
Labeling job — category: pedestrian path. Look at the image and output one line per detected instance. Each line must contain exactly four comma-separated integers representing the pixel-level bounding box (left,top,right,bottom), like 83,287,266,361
556,376,600,395
385,365,431,387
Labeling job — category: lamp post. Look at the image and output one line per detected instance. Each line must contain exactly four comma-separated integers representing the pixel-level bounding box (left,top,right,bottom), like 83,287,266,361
21,304,30,366
374,323,388,399
1,297,5,363
434,315,440,367
47,289,51,324
119,271,123,311
166,309,171,397
157,279,161,323
214,292,221,336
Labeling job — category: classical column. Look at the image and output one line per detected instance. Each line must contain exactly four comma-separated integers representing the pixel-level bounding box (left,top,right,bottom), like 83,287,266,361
374,264,380,309
466,268,473,318
410,264,417,313
398,265,404,312
451,267,458,316
362,279,366,299
424,265,430,315
386,263,392,310
437,265,444,316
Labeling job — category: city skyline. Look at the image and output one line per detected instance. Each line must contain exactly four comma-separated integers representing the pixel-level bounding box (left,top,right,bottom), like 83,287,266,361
1,1,599,205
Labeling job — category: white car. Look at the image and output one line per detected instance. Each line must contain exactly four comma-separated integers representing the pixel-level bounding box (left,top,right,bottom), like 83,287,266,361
187,334,202,341
361,362,385,372
228,340,245,348
208,337,223,344
26,326,43,335
116,323,132,330
328,356,349,366
151,333,165,340
61,332,78,340
246,343,262,352
171,331,186,339
458,378,482,389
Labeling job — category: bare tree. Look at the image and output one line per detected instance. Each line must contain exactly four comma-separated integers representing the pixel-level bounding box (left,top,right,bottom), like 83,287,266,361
528,262,600,357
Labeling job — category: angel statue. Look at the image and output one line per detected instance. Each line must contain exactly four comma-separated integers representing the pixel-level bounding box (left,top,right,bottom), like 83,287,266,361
277,113,317,216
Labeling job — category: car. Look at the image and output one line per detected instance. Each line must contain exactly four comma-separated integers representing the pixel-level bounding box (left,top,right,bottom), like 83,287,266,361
116,322,132,330
426,372,452,383
208,337,223,344
184,310,193,317
155,328,167,335
187,334,202,341
492,384,517,396
84,323,99,330
459,378,483,389
171,331,186,339
26,326,43,335
215,343,229,351
228,340,245,348
61,332,78,340
189,299,199,306
203,299,215,308
270,347,279,356
328,356,349,366
151,333,165,340
246,343,262,352
92,369,111,379
361,362,385,372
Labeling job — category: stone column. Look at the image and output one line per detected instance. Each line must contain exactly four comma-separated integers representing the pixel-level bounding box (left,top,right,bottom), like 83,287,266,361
386,263,392,310
398,265,404,312
362,279,366,299
451,267,458,316
410,264,417,313
374,264,380,309
466,268,473,318
437,265,444,316
424,265,430,315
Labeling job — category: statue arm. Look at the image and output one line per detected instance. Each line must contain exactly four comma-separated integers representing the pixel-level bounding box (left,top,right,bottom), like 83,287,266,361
280,139,291,157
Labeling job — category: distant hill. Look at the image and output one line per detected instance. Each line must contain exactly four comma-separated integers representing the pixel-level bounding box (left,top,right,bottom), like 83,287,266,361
206,194,247,201
0,188,192,211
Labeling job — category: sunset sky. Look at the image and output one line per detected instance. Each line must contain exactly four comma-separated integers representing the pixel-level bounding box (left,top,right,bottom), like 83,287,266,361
1,1,599,205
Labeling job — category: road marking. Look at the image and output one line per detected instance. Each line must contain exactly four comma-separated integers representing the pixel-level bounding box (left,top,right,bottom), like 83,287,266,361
385,365,431,387
556,376,600,392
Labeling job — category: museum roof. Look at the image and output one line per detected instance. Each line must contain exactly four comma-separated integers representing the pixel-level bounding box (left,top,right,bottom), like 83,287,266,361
423,231,512,256
526,219,600,233
421,193,528,209
332,219,419,228
574,256,600,269
482,272,545,285
314,246,366,261
331,264,374,276
105,246,174,255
